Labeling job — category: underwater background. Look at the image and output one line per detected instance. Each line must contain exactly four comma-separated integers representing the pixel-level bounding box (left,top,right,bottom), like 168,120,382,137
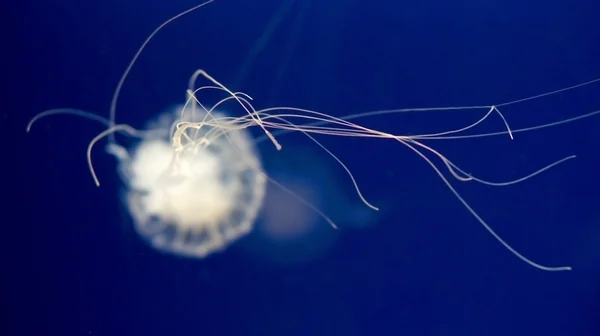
5,0,600,335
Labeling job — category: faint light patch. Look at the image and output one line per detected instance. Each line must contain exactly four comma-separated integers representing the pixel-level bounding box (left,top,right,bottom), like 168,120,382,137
259,174,323,241
241,145,379,265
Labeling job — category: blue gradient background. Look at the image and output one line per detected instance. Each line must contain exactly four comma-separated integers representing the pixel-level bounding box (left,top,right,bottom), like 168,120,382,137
5,0,600,335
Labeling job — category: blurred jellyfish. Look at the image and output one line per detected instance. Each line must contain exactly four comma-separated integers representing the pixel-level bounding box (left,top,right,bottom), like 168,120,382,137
29,99,267,258
26,1,600,271
122,105,266,257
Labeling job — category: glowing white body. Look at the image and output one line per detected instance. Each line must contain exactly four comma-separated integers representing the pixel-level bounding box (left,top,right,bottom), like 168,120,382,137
120,106,266,258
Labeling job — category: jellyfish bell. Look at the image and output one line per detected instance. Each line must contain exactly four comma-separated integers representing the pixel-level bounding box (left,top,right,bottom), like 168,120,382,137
110,104,266,258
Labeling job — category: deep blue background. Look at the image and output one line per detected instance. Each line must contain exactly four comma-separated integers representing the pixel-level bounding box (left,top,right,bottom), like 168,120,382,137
5,0,600,335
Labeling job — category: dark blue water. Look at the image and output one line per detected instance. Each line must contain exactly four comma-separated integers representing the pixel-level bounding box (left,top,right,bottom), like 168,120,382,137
7,0,600,335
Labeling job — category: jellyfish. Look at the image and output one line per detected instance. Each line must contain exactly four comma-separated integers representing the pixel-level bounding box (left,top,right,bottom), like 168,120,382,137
26,1,600,270
116,104,267,258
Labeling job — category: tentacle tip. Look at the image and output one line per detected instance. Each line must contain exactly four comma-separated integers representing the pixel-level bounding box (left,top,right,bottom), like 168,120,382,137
547,265,572,272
